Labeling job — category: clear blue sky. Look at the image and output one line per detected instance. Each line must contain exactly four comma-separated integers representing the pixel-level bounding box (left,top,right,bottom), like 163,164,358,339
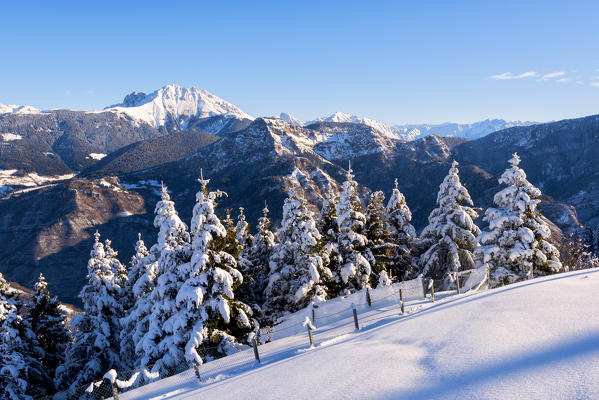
1,0,598,124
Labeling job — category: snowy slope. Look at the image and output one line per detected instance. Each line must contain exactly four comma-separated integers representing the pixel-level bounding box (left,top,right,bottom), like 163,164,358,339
120,268,599,400
104,84,253,128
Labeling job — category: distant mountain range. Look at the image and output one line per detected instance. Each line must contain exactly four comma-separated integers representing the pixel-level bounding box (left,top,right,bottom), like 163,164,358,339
280,111,536,141
0,84,596,306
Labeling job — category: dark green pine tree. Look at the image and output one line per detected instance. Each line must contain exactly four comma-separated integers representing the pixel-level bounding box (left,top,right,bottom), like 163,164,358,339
222,208,242,259
237,203,276,318
364,190,394,286
27,274,71,390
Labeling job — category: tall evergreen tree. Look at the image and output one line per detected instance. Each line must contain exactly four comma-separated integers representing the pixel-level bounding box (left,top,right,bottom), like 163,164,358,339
238,204,275,317
475,153,562,285
319,188,342,295
140,185,190,373
27,274,70,388
416,161,480,286
222,208,241,259
364,190,394,285
56,232,125,393
332,166,373,296
170,175,255,370
319,187,339,246
236,207,253,252
119,234,153,370
264,188,331,323
386,179,416,280
0,273,49,400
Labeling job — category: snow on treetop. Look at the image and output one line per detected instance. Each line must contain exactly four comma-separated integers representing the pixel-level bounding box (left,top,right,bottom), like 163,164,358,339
509,152,521,166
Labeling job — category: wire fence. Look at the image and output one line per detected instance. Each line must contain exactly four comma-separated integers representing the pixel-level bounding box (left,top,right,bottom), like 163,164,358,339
51,268,490,399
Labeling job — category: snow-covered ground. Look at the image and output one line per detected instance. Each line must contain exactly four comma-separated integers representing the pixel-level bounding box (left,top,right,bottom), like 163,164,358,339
119,268,599,400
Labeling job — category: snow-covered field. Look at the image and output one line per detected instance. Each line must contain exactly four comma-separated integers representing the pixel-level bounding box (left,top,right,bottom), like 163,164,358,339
119,268,599,400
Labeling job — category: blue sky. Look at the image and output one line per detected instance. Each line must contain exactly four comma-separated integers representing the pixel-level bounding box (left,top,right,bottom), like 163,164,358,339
1,0,598,124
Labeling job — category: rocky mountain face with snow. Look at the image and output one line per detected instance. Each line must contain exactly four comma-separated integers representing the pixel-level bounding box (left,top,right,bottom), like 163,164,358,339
105,85,253,132
0,85,597,305
283,111,535,142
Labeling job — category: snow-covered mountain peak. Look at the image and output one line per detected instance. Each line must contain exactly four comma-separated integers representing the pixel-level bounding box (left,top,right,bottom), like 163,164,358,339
307,111,421,142
0,104,41,115
105,84,253,128
279,112,305,127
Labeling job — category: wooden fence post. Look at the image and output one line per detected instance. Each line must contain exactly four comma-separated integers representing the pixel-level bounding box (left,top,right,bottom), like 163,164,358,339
430,278,435,302
311,302,316,323
366,288,372,308
486,266,491,290
399,288,405,314
307,324,314,347
112,382,119,400
252,338,261,363
193,361,202,383
352,303,360,330
456,272,461,295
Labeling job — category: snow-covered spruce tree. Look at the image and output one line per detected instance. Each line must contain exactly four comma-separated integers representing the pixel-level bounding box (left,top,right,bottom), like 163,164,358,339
237,204,275,318
319,187,342,294
416,161,480,286
119,234,154,370
236,207,253,253
263,188,331,324
319,187,339,246
364,190,395,286
475,153,562,285
27,274,70,388
386,179,417,280
105,238,128,291
222,208,241,259
0,273,49,400
169,175,255,370
56,232,125,393
332,166,372,296
140,185,190,373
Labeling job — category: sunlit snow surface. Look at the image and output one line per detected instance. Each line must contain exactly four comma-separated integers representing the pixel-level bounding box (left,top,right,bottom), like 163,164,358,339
120,269,599,400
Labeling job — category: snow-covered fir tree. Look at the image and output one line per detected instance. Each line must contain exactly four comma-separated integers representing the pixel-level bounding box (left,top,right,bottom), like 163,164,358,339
386,179,416,280
140,185,190,373
27,274,70,388
364,190,394,285
416,161,480,286
263,188,331,323
237,204,275,318
222,208,241,259
236,207,253,252
332,166,372,296
56,232,125,393
319,187,339,246
319,187,342,295
119,234,154,370
105,238,128,292
0,272,48,400
169,174,255,371
475,153,562,285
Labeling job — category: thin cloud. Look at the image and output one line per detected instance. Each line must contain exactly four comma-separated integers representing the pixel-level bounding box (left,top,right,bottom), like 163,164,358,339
538,71,566,81
490,71,537,80
592,82,599,87
555,78,570,83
